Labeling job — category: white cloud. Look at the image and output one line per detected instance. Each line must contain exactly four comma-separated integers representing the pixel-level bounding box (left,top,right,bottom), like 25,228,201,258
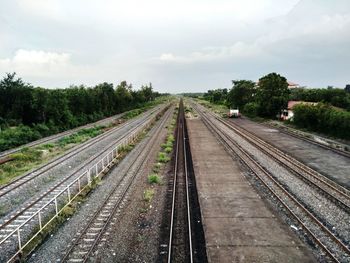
17,0,63,19
0,49,72,77
1,0,350,90
159,42,262,64
158,13,350,65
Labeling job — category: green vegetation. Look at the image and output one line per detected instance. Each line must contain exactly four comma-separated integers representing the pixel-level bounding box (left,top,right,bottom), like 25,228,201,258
123,109,143,120
227,80,255,110
0,73,166,152
193,72,350,139
158,152,170,163
152,162,162,173
0,127,105,185
148,174,162,184
58,126,103,147
143,189,155,202
293,103,350,139
290,87,350,111
164,146,172,153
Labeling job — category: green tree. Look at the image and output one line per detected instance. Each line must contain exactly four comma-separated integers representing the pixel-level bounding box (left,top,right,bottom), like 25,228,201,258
115,81,133,112
203,89,227,104
227,80,255,109
256,73,289,117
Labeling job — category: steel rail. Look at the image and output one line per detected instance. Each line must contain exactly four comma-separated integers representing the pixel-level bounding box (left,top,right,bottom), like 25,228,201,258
183,110,193,263
0,107,161,198
194,103,350,262
61,106,173,263
197,104,350,208
216,114,350,209
167,100,193,263
167,103,181,262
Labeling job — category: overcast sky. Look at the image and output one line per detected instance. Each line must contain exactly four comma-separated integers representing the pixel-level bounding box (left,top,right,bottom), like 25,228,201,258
0,0,350,92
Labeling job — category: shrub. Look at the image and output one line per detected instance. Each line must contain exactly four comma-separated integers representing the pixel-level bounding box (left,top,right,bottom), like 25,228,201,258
158,152,170,163
243,102,259,118
167,134,175,143
10,147,42,162
148,174,161,184
293,103,350,139
0,125,42,151
164,146,172,153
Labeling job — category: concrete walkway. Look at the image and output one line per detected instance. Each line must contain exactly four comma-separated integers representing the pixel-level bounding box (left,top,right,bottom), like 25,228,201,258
187,117,316,263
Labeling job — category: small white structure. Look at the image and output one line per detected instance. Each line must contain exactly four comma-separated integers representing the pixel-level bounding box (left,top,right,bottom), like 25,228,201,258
228,109,241,118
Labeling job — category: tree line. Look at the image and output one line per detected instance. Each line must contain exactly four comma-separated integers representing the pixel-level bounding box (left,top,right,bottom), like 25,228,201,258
203,73,290,118
293,103,350,139
0,73,162,151
200,72,350,139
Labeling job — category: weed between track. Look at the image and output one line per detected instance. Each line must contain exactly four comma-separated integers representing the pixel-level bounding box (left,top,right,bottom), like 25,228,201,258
148,174,162,184
142,108,177,214
143,189,155,203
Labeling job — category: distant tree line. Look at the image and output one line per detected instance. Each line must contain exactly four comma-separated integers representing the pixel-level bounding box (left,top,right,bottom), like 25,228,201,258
199,72,350,139
0,73,162,151
181,92,204,98
290,88,350,110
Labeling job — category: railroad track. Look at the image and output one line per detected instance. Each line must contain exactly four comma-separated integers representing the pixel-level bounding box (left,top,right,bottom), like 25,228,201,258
0,105,169,262
0,111,127,159
0,106,162,199
61,106,174,263
167,99,193,263
196,104,350,209
193,103,350,262
259,120,350,159
212,112,350,209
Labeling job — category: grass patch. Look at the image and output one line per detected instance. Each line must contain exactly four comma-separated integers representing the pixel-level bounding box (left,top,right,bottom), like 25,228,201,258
158,152,170,163
164,146,172,153
58,126,103,147
152,162,162,173
148,174,162,184
123,109,144,120
143,189,155,202
195,98,228,116
0,126,108,186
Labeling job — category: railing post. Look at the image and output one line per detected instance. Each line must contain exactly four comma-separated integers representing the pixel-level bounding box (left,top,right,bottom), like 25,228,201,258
54,198,58,215
78,177,81,192
17,229,22,250
38,212,42,230
88,168,92,185
67,186,71,202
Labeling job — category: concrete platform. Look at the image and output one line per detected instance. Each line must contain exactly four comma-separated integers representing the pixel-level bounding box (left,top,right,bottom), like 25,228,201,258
187,118,316,263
